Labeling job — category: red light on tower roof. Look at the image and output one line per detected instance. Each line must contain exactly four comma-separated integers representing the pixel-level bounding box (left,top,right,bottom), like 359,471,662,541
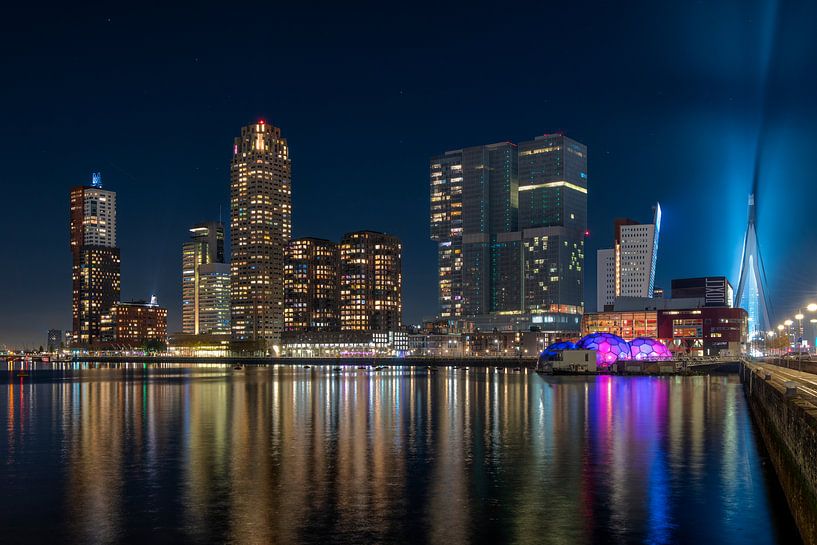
258,119,265,125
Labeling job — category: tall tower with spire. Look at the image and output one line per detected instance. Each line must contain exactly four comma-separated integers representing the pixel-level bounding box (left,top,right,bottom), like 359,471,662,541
734,192,771,338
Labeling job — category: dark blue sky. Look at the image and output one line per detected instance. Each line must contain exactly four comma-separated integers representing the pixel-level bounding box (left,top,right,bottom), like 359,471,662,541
3,1,817,347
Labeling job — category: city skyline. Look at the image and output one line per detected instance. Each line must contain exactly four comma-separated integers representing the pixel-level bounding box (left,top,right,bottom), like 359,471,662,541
3,2,817,347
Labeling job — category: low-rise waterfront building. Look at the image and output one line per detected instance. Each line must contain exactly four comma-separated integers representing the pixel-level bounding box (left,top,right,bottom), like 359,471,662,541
281,330,408,358
582,305,747,357
101,297,168,349
167,332,232,357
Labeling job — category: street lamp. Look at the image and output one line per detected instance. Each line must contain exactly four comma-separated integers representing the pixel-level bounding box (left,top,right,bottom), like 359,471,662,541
796,313,805,352
777,324,787,358
808,303,817,313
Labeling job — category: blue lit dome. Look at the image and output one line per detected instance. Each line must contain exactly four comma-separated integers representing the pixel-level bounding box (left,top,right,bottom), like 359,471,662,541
629,337,672,361
540,340,576,361
576,332,631,367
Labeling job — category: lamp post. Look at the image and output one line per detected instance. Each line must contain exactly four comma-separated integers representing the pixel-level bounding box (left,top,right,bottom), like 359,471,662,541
765,330,774,358
807,304,817,357
811,319,817,358
784,319,794,368
796,313,805,371
777,324,785,359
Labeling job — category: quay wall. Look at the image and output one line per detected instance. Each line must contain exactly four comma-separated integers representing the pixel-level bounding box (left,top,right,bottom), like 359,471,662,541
741,362,817,545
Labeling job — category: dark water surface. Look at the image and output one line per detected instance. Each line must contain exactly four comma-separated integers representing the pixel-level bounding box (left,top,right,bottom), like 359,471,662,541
0,365,800,544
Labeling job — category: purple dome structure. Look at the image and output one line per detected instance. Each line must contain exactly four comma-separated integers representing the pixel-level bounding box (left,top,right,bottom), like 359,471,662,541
540,340,576,361
629,337,672,361
576,332,631,367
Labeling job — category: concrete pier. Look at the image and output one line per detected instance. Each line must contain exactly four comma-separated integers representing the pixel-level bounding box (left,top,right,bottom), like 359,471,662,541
741,360,817,545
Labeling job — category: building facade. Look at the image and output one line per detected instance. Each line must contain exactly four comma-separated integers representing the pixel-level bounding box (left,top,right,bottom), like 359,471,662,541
430,133,587,330
284,237,339,332
339,231,402,332
596,248,616,310
429,151,464,318
582,306,747,356
671,277,733,307
47,329,63,352
281,330,409,358
102,299,168,348
196,263,231,335
229,121,292,352
596,205,661,311
70,174,121,345
518,135,587,317
182,222,229,335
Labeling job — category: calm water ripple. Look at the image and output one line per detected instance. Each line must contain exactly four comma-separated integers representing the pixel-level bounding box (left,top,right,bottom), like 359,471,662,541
0,365,801,544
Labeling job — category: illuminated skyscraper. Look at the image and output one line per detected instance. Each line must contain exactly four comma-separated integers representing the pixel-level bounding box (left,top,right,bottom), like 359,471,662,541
518,134,587,316
431,142,518,317
339,231,402,331
596,205,661,311
430,133,587,327
430,152,464,317
229,121,292,352
284,237,339,332
462,142,518,316
70,173,120,345
182,222,229,335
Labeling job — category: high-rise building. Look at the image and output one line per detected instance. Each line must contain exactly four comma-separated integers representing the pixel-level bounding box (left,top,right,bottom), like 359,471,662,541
430,133,587,330
70,173,121,345
229,121,292,352
518,134,587,316
70,173,117,248
596,204,662,311
339,231,402,331
47,329,62,352
284,237,339,332
430,152,464,318
462,142,518,316
182,222,229,335
596,248,616,310
196,264,231,335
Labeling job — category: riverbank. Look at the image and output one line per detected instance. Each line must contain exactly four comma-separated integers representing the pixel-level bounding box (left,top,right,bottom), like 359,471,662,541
64,355,534,367
741,360,817,545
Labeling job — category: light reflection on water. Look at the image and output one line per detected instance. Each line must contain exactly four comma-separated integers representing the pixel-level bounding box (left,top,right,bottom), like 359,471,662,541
0,365,801,544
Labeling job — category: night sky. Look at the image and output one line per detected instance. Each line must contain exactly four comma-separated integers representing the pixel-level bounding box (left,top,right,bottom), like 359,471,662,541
3,1,817,347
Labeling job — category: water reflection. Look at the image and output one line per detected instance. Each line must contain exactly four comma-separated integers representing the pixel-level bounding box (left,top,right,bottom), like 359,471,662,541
0,366,800,544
